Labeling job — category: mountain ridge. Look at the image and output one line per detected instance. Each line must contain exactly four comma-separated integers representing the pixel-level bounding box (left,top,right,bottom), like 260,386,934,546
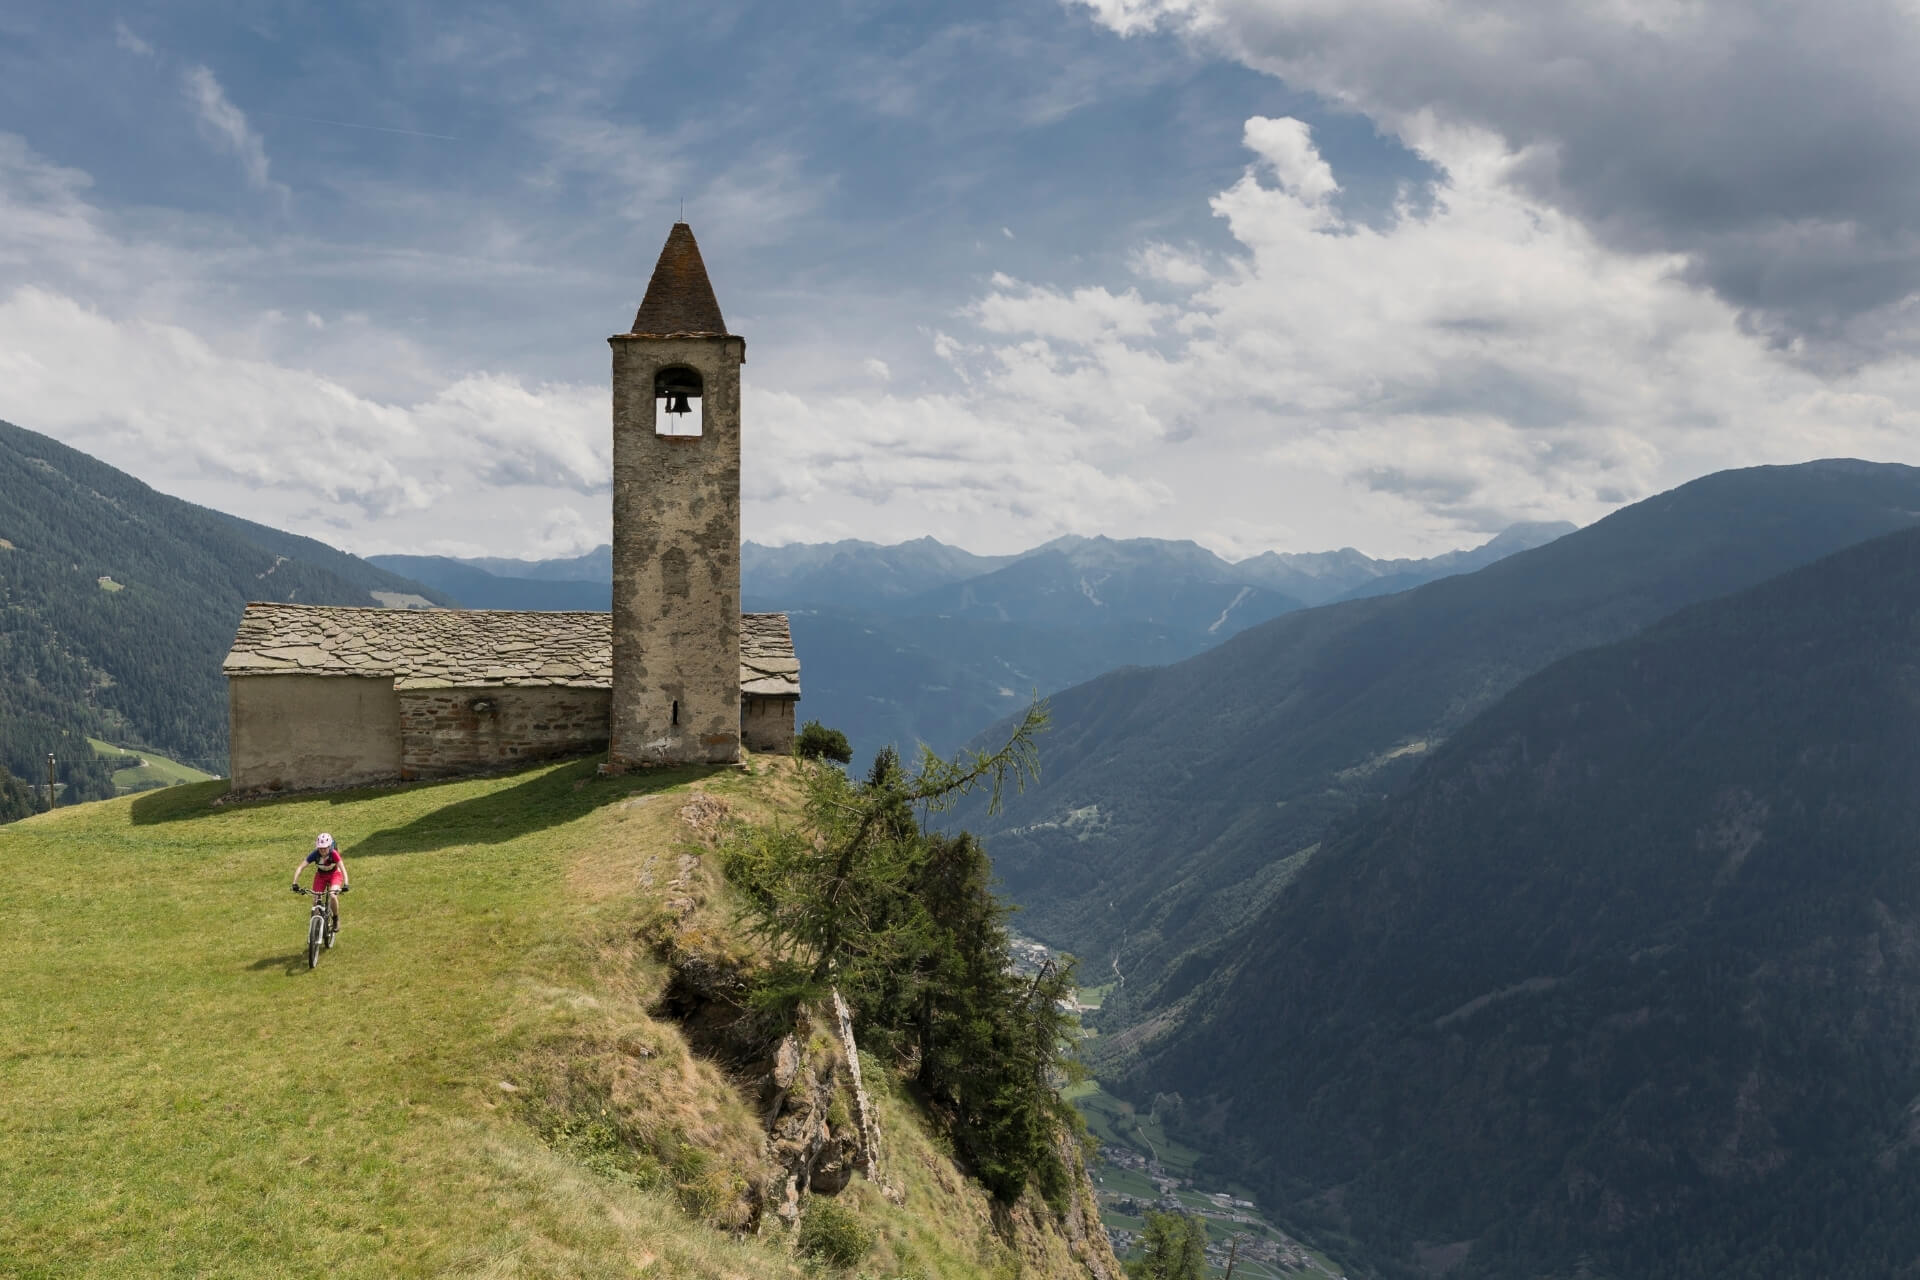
971,460,1920,1072
1125,519,1920,1277
383,524,1576,612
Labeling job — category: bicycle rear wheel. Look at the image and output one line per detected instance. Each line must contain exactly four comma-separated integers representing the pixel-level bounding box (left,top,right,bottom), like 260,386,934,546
307,913,323,969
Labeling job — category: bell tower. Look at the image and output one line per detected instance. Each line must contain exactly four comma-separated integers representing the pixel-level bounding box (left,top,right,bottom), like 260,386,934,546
607,222,746,767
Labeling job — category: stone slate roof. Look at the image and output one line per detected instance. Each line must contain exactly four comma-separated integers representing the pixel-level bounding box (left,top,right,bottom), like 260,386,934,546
741,612,801,697
223,603,799,697
629,222,729,337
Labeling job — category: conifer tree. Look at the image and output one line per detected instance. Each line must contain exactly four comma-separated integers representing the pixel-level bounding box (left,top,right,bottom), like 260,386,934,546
1130,1211,1208,1280
721,703,1084,1204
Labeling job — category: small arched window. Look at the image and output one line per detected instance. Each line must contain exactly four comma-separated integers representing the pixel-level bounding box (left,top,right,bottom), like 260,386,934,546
654,365,704,438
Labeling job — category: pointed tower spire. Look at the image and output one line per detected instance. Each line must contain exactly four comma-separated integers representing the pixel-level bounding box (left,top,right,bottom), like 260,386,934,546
630,222,729,337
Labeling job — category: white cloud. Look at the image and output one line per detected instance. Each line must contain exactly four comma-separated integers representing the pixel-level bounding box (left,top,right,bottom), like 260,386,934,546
1242,116,1338,204
1072,0,1920,364
16,56,1920,569
0,284,617,514
746,384,1171,536
970,274,1170,344
0,134,613,554
113,21,154,58
1129,242,1212,288
0,128,1174,558
183,66,285,199
906,114,1920,551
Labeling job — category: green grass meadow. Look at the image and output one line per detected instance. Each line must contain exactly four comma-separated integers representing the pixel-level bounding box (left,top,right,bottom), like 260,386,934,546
0,759,805,1279
88,738,217,793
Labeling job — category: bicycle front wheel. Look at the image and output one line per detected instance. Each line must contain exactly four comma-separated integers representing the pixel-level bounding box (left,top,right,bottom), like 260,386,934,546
307,914,323,969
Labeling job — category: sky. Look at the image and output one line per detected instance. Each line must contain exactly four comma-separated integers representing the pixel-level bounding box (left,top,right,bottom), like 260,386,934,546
4,1,1920,560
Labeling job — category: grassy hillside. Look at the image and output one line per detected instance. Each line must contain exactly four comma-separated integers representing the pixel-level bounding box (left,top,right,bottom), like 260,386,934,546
0,757,1116,1279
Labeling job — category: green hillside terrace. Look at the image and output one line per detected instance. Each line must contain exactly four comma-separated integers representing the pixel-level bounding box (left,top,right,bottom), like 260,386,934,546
0,756,1116,1279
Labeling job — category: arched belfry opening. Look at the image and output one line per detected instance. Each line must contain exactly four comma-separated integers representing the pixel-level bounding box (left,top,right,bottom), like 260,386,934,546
654,365,704,437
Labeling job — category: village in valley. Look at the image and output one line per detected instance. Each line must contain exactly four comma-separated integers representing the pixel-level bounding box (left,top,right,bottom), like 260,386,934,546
1007,937,1347,1278
1074,1084,1348,1279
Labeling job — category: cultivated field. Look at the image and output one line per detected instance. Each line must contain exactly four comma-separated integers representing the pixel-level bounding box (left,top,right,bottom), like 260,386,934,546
88,739,216,793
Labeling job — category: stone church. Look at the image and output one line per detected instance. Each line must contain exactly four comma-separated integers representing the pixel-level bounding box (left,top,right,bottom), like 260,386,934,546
222,224,799,792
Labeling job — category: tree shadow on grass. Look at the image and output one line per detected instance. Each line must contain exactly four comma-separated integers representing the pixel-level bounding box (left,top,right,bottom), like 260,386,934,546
131,756,726,856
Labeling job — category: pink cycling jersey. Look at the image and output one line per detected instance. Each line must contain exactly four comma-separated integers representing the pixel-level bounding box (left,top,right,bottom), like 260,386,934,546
306,846,346,891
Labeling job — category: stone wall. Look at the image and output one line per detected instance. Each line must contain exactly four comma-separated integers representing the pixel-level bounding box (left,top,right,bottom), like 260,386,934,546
742,694,795,754
228,674,402,792
397,685,612,778
607,332,745,769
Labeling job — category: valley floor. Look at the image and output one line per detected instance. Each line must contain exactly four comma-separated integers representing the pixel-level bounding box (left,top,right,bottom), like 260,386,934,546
1068,1083,1351,1280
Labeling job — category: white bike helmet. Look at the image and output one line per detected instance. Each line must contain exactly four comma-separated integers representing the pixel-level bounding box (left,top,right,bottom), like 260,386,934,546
315,832,335,850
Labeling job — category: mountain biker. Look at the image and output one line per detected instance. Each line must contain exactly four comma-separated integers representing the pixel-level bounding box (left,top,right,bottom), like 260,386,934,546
290,832,350,930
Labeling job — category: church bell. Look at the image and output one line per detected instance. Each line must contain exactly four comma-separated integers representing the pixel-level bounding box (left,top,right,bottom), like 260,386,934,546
656,366,702,417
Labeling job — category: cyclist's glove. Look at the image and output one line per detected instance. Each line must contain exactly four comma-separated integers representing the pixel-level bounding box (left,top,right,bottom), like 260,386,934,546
291,882,303,893
340,885,351,893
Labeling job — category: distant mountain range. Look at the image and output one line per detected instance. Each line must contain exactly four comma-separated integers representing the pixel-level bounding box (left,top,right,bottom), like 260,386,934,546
376,524,1576,613
970,461,1920,1058
372,524,1571,766
0,420,448,802
1131,520,1920,1278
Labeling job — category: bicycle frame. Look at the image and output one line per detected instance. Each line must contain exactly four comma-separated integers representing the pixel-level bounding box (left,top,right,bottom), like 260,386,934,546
305,888,337,967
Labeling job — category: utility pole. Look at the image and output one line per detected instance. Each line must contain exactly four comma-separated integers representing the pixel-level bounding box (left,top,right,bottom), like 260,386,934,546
44,752,56,811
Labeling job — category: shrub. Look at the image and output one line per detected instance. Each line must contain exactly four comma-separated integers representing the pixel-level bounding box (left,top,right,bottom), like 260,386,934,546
797,1197,874,1269
795,721,853,764
826,1086,854,1135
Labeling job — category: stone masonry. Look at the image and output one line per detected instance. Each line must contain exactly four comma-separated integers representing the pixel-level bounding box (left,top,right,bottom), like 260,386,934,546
396,686,612,779
223,602,797,792
608,223,746,768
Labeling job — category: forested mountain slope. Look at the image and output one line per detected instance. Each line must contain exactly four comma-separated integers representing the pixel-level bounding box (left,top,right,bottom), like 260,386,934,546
1128,522,1920,1279
972,460,1920,1044
0,420,448,796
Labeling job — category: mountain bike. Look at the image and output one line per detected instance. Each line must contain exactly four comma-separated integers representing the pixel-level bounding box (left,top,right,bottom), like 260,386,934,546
297,887,340,969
